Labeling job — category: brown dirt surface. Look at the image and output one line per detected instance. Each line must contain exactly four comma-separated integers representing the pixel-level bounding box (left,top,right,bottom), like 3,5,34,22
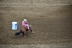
0,0,72,45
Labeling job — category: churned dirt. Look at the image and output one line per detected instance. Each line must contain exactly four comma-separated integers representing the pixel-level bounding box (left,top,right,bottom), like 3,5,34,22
0,0,72,45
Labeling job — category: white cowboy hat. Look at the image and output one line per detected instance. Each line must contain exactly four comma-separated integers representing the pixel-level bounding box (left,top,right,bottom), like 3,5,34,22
24,19,27,23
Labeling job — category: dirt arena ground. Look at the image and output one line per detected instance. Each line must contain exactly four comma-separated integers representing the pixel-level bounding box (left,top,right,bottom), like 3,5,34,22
0,0,72,48
0,5,72,45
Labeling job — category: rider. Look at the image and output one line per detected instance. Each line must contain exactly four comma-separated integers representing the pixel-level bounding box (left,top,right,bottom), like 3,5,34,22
15,19,34,38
